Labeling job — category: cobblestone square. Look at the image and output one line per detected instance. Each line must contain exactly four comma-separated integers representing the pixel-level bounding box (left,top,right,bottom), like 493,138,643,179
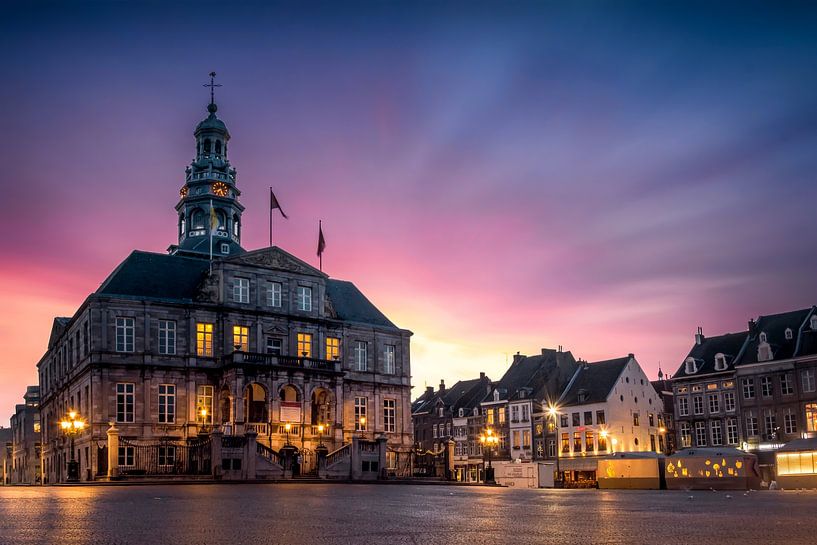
1,484,815,545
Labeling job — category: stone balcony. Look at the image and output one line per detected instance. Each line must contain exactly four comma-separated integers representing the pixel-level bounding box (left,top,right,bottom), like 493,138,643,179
226,351,343,375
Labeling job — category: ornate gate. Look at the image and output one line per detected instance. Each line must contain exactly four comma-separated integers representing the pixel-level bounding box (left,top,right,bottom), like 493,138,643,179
117,436,212,476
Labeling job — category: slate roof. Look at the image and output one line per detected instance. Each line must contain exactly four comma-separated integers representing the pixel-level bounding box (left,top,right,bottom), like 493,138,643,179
96,250,400,329
672,331,748,379
737,307,815,365
48,317,73,349
560,357,631,406
488,350,577,405
411,376,492,415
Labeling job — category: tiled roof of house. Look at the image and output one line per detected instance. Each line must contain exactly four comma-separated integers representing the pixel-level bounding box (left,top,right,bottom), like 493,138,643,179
487,349,577,405
737,307,815,365
672,331,748,379
560,357,630,406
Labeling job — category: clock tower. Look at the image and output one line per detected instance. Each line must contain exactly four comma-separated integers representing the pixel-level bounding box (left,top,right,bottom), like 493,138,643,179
171,73,245,258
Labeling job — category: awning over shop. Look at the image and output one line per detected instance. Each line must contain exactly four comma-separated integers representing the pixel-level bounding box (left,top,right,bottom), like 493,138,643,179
557,457,602,472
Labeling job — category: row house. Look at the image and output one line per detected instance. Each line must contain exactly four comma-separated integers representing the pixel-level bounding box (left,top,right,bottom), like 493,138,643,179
672,306,817,482
548,355,665,486
9,386,41,484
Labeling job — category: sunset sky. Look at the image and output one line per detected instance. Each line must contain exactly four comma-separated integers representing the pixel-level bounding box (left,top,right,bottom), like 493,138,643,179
2,1,817,420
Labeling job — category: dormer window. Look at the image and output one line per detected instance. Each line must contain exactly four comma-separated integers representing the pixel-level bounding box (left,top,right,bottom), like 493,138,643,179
685,357,698,374
519,390,526,399
714,353,727,371
438,407,444,417
458,408,464,417
759,332,767,343
811,314,817,331
577,390,588,403
493,390,500,402
473,408,479,416
785,328,793,341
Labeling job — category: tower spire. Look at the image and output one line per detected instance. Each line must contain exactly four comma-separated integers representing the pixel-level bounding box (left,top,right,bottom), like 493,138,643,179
203,71,222,111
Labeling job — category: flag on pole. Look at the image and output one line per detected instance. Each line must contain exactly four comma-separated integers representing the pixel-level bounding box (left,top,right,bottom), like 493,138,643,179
270,189,288,219
317,221,326,257
209,204,218,231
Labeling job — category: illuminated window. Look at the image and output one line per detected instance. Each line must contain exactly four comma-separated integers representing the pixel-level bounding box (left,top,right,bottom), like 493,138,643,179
297,333,312,358
354,396,367,431
585,431,594,452
384,345,396,374
116,383,134,423
196,385,213,425
680,422,692,448
266,282,282,307
777,452,817,476
158,320,176,355
598,433,608,451
158,384,175,423
115,317,134,352
296,286,312,312
354,341,367,371
523,430,531,449
633,413,640,426
196,323,214,357
807,403,817,432
561,432,569,453
382,399,395,433
233,325,249,351
573,432,582,453
498,407,506,425
326,337,341,360
233,277,249,303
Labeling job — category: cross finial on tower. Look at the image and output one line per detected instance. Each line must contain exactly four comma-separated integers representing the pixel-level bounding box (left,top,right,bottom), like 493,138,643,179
203,71,222,109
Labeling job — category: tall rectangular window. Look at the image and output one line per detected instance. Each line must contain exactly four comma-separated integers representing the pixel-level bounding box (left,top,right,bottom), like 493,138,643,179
158,320,176,355
233,325,249,352
802,370,816,393
724,391,735,412
383,399,396,433
196,323,214,357
297,333,312,358
760,376,773,398
116,383,134,423
267,282,282,308
158,384,175,424
781,374,794,396
384,345,396,374
354,341,368,371
583,411,592,425
764,410,777,438
266,337,283,355
692,396,704,415
680,422,692,448
633,413,640,426
326,337,341,360
233,277,249,303
710,420,723,445
296,286,312,311
584,431,594,452
598,433,608,452
742,378,755,399
115,317,134,352
708,394,720,414
573,432,582,453
354,396,367,431
596,410,606,425
806,403,817,432
784,409,797,434
118,446,135,466
158,446,176,467
726,418,739,445
694,421,707,446
196,385,214,424
561,432,569,453
746,413,759,437
523,429,531,448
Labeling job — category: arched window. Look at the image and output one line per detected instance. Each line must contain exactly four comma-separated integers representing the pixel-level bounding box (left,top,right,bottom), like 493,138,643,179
190,208,204,229
216,210,227,230
233,214,240,237
279,384,299,402
215,140,222,155
180,214,186,236
203,139,211,154
685,357,698,374
785,328,793,340
759,332,768,343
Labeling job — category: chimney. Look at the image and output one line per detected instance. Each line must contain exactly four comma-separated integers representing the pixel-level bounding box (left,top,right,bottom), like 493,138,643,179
512,352,524,365
558,345,563,353
426,386,434,396
628,353,634,359
695,326,705,345
748,319,758,334
479,372,486,381
439,379,446,392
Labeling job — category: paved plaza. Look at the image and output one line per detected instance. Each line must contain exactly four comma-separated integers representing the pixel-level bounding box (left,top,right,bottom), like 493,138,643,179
0,483,815,544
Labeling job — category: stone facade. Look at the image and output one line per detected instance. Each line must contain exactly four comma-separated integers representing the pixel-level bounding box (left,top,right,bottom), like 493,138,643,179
9,386,41,484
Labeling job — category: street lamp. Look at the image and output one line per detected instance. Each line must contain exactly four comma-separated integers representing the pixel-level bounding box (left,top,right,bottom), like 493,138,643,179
547,404,562,487
317,424,325,447
479,427,499,484
359,416,367,439
284,422,292,446
58,410,85,482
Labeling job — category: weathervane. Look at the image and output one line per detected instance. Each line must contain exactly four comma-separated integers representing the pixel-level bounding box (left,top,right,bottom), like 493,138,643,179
203,71,222,105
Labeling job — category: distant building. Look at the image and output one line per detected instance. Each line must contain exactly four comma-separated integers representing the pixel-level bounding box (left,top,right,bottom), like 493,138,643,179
547,355,664,486
9,386,41,484
1,427,12,485
651,369,676,454
671,306,817,482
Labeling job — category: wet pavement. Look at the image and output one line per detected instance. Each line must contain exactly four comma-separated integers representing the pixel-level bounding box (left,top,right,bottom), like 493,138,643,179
1,483,815,544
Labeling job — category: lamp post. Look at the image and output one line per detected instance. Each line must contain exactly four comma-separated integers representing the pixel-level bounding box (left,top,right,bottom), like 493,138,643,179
284,422,292,446
479,428,498,484
359,416,367,439
58,410,85,483
317,424,325,447
547,405,562,488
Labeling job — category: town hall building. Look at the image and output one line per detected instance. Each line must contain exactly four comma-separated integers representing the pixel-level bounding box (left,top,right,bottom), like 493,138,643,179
37,86,414,482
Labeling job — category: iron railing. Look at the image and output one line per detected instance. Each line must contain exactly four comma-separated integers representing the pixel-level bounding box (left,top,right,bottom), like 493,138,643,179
117,436,211,476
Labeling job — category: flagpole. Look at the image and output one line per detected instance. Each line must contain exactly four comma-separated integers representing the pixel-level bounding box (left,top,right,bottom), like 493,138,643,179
209,199,214,274
319,220,322,272
269,187,273,247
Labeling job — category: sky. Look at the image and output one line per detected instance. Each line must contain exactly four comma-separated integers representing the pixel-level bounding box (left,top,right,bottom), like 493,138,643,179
1,1,817,421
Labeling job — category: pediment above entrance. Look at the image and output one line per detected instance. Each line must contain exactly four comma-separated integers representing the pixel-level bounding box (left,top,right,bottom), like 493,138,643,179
227,246,326,278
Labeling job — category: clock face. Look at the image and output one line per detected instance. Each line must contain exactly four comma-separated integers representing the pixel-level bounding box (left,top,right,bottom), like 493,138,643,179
179,186,188,198
212,182,229,197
